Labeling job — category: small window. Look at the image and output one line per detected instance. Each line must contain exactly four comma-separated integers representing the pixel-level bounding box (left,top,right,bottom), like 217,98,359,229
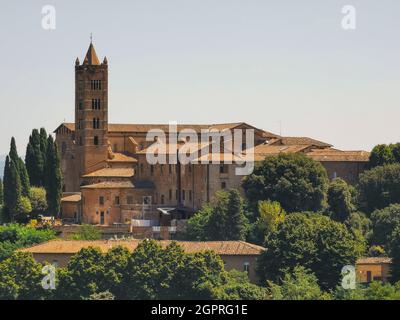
140,163,144,174
94,136,99,145
99,196,104,205
169,189,172,200
150,165,154,176
114,196,120,205
221,182,227,189
169,164,172,174
161,194,165,205
219,164,228,174
182,190,186,201
189,190,192,201
79,101,83,110
244,262,250,275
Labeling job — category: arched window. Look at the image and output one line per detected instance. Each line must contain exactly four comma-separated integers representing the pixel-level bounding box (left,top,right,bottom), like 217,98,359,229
94,136,99,145
93,118,96,129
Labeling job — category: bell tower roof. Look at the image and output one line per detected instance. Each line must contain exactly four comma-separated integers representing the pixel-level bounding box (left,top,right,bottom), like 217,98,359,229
83,42,100,65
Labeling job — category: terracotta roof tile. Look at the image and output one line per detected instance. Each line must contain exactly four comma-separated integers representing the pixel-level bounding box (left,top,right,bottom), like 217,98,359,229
81,181,135,189
61,194,81,202
82,168,134,178
356,257,392,264
306,149,370,162
20,240,265,255
271,137,332,147
108,153,137,163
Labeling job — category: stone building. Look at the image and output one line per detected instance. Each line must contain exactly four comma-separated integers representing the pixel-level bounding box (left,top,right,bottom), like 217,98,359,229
55,42,370,235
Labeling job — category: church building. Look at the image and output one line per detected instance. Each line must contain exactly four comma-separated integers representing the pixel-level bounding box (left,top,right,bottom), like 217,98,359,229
55,42,369,238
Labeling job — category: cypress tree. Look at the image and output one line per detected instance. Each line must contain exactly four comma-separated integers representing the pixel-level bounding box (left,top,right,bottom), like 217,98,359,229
0,178,3,206
4,158,22,221
9,137,19,166
40,128,48,171
25,129,44,186
18,158,30,197
225,189,248,241
45,135,62,217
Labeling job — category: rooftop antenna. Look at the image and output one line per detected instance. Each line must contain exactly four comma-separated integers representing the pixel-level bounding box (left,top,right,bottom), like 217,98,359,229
279,120,282,136
90,33,93,44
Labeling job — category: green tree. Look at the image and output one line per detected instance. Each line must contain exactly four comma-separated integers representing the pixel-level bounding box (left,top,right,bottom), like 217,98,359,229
266,266,331,300
103,246,130,299
369,144,395,168
56,247,106,299
185,190,249,241
257,212,365,289
391,143,400,163
207,190,248,240
242,153,329,213
358,164,400,213
327,178,355,222
184,205,212,240
388,227,400,283
25,129,45,186
44,135,62,217
212,270,267,300
0,252,45,300
345,211,372,241
29,187,48,215
70,224,101,240
0,178,3,206
3,157,22,221
371,204,400,247
249,200,286,245
17,158,30,197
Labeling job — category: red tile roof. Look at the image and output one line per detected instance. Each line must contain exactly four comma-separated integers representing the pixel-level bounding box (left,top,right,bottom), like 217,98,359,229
20,240,265,256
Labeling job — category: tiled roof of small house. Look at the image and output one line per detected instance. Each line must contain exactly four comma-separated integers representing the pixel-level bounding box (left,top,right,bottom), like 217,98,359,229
270,137,332,147
81,181,135,189
20,240,265,256
356,257,392,265
107,153,137,163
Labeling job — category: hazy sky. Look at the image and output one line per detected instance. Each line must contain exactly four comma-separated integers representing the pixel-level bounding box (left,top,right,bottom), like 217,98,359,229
0,0,399,156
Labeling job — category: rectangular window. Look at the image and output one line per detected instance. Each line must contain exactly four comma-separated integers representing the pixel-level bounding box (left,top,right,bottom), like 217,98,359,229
220,164,228,174
150,165,154,176
243,262,250,275
114,196,120,205
182,190,186,201
169,189,172,200
169,164,172,174
99,196,104,205
91,80,102,90
221,182,227,189
189,190,192,201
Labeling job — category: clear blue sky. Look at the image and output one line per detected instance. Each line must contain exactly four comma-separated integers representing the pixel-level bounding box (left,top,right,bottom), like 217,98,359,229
0,0,399,156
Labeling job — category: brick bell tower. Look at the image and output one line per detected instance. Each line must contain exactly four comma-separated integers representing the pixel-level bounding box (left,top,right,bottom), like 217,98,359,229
75,40,109,177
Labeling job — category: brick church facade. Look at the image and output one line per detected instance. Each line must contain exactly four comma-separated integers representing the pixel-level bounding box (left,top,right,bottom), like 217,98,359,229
55,42,370,235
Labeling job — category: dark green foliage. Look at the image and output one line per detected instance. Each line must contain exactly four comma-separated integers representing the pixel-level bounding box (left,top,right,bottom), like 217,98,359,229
388,227,400,283
44,136,62,217
266,266,331,300
242,153,329,213
327,178,355,222
184,190,249,241
25,129,45,186
212,270,267,300
17,158,30,197
0,224,56,261
3,157,22,221
0,178,3,206
358,163,400,213
0,252,45,300
371,204,400,248
369,144,395,168
344,211,372,241
55,240,232,300
257,212,365,290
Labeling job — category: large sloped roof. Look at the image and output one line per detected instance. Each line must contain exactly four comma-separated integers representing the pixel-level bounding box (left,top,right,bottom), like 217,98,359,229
20,240,265,255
